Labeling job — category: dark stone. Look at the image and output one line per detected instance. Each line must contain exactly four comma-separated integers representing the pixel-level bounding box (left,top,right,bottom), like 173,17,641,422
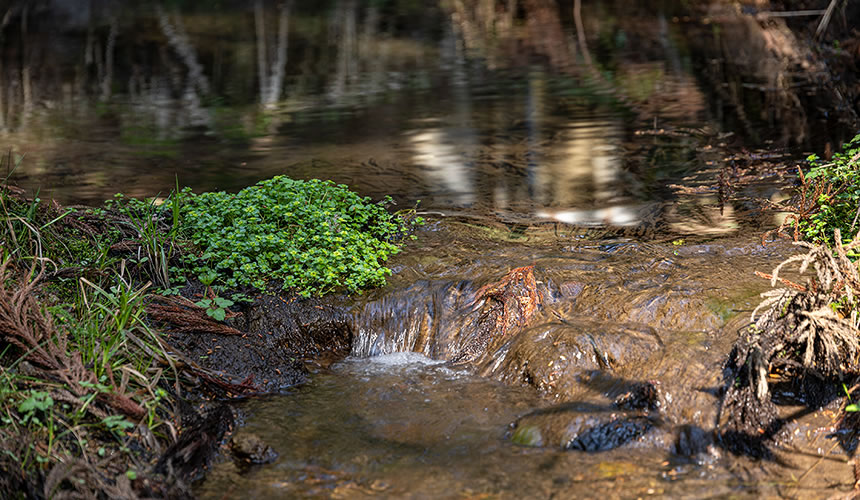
674,425,713,458
230,433,278,465
155,405,234,481
512,402,658,451
565,416,654,452
614,381,660,411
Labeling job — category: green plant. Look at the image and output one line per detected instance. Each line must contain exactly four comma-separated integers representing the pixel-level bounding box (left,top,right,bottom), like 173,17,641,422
195,294,234,321
0,189,45,261
179,176,421,296
108,191,182,289
795,133,860,245
17,390,53,426
72,275,152,381
845,384,859,412
100,415,135,436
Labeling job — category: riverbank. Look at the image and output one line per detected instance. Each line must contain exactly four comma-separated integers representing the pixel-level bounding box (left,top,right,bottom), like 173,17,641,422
0,176,417,498
2,0,860,497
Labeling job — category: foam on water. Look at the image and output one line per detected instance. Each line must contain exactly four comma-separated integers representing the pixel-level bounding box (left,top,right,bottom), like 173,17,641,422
363,352,445,366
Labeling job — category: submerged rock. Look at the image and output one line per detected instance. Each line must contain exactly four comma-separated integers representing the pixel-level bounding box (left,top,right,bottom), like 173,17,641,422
347,238,788,462
230,433,278,465
511,403,659,451
475,317,664,400
566,416,655,452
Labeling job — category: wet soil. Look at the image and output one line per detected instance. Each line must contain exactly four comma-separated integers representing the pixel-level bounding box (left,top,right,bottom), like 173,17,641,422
161,295,353,394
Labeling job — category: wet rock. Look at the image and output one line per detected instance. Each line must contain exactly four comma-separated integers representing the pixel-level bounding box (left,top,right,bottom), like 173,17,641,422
566,416,655,452
451,265,542,363
230,433,278,465
350,271,556,363
511,403,658,451
475,305,727,432
674,425,717,462
614,381,660,411
511,423,544,447
574,284,722,333
350,280,473,358
476,318,664,400
155,405,234,481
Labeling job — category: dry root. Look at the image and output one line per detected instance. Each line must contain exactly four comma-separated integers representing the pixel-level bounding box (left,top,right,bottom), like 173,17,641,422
720,230,860,455
146,295,242,336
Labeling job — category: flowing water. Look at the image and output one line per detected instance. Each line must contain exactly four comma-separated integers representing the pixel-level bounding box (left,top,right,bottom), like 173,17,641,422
195,353,737,499
200,226,852,498
2,0,858,498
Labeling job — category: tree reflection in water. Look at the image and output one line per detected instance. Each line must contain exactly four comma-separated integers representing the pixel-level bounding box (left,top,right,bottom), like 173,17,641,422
0,1,849,237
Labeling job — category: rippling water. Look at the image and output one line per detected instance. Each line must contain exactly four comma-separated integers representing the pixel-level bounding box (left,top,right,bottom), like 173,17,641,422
1,0,845,230
197,354,729,499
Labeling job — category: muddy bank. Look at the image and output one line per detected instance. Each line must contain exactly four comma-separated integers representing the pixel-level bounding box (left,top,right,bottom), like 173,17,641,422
159,294,354,393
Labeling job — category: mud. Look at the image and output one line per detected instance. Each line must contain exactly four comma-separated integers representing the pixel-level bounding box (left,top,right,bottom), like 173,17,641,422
161,295,353,394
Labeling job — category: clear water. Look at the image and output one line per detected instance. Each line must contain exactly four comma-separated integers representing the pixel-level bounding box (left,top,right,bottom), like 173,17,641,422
197,233,852,499
197,354,730,499
2,1,855,497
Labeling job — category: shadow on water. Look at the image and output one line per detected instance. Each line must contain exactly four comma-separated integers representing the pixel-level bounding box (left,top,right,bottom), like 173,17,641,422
195,226,858,497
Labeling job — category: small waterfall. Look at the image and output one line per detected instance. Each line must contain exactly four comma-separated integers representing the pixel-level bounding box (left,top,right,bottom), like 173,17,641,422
350,280,478,359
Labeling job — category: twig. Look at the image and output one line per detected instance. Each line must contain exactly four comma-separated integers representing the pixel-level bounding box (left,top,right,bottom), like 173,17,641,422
815,0,840,39
755,9,826,18
573,0,592,66
754,270,808,292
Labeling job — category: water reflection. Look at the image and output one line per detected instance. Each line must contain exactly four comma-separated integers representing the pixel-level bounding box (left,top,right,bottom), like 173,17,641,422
0,0,845,234
407,128,474,206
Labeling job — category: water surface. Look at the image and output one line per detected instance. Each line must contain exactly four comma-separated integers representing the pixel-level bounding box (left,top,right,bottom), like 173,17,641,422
198,354,735,499
1,0,843,230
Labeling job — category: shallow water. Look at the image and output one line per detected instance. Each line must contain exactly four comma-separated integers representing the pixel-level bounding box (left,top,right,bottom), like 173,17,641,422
3,0,858,497
198,354,731,499
199,351,848,499
196,231,854,499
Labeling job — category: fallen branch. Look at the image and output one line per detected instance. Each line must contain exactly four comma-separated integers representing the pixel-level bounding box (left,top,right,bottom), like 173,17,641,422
146,295,242,336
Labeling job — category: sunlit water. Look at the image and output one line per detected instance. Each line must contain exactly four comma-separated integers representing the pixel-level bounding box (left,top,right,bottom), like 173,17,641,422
197,354,735,499
1,0,844,226
197,233,851,499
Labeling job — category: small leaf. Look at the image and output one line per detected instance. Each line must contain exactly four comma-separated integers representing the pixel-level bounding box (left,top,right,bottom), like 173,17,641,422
211,308,227,321
214,297,234,308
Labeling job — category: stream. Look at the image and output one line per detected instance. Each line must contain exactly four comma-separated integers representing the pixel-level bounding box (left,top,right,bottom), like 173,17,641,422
196,353,727,499
2,0,858,498
200,228,849,498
